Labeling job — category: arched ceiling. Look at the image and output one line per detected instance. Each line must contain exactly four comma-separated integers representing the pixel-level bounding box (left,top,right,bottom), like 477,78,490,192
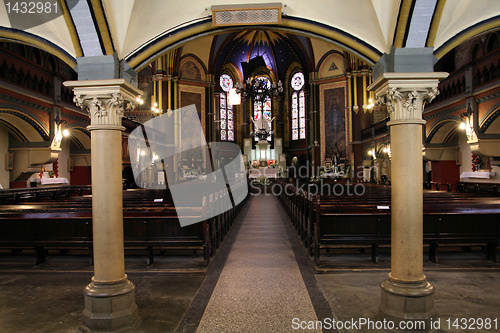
1,0,499,70
213,30,313,80
0,113,46,142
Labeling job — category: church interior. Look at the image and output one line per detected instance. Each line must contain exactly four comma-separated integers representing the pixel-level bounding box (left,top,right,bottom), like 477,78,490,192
1,1,500,332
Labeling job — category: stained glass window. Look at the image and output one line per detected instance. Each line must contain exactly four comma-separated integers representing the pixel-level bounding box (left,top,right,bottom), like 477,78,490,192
291,72,305,91
253,96,272,142
291,72,306,140
263,96,272,141
254,100,262,141
291,92,298,140
299,90,306,139
220,75,235,141
220,74,233,92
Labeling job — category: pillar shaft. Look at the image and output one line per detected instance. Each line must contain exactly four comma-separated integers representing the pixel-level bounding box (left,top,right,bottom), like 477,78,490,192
91,129,126,283
368,72,447,321
390,123,424,282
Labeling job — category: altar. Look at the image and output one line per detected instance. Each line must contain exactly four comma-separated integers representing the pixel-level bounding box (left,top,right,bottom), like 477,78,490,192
243,137,286,175
248,167,278,179
38,178,69,186
460,171,495,179
321,172,342,178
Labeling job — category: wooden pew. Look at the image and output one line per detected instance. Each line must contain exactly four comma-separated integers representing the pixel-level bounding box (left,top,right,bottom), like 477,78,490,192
276,180,500,266
0,185,248,266
0,185,91,204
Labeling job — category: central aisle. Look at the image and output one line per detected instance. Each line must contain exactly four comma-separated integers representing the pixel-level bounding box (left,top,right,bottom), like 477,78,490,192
196,193,321,332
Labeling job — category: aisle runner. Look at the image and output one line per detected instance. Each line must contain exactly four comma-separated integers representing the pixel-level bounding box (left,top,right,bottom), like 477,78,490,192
196,194,320,332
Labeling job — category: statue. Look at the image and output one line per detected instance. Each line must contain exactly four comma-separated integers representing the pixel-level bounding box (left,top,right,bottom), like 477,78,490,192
251,114,275,141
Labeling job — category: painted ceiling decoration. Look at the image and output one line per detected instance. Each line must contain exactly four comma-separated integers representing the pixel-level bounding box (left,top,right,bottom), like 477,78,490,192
0,1,499,70
213,30,312,81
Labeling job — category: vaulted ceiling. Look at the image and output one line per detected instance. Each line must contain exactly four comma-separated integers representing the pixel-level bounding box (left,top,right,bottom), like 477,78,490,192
1,0,499,70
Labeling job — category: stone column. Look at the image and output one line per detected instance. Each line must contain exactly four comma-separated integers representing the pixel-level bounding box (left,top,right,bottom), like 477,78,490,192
368,72,447,321
63,79,142,331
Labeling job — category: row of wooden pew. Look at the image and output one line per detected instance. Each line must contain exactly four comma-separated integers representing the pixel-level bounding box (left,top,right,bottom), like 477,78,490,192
423,181,499,194
0,184,248,266
0,185,92,204
276,179,500,266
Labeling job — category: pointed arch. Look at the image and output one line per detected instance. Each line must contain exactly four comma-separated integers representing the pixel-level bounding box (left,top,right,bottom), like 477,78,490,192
426,118,462,144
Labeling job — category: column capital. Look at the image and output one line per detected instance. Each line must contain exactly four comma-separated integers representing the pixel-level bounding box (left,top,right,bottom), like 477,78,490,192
63,79,143,130
368,72,448,126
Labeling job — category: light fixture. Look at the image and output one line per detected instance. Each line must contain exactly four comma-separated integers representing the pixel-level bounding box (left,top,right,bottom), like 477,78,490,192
235,76,283,101
135,96,144,105
228,87,241,106
54,114,66,127
368,98,375,109
235,54,283,101
51,113,69,148
460,103,473,123
383,145,391,158
152,102,163,115
460,103,474,140
235,54,283,143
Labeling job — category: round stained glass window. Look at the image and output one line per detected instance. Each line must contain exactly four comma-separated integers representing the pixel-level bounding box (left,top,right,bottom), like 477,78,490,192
291,72,305,91
220,74,233,92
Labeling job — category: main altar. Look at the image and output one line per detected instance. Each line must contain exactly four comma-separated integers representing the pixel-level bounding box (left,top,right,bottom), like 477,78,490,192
243,136,286,177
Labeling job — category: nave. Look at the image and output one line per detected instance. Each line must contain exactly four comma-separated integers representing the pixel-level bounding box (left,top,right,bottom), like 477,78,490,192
1,192,499,332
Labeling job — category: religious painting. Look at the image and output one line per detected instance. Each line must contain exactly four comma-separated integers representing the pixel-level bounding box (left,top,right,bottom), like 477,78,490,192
181,91,202,120
179,85,206,172
179,60,203,81
324,87,346,158
319,81,348,164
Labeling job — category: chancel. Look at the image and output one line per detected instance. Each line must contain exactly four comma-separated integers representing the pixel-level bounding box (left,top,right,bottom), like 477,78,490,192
0,1,500,332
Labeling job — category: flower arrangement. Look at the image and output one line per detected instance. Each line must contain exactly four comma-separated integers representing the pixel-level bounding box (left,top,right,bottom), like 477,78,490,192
41,168,55,178
252,175,271,186
268,163,278,168
182,167,206,179
310,175,320,183
472,154,483,171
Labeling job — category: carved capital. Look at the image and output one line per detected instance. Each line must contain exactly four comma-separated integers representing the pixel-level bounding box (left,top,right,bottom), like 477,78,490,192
63,79,143,130
384,87,439,124
367,72,448,126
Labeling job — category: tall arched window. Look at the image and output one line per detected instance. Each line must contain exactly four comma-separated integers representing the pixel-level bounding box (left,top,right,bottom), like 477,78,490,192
253,76,272,141
291,72,305,140
220,74,234,141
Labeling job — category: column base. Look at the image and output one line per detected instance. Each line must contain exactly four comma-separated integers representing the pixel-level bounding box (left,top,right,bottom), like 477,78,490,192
380,277,435,321
79,278,138,332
